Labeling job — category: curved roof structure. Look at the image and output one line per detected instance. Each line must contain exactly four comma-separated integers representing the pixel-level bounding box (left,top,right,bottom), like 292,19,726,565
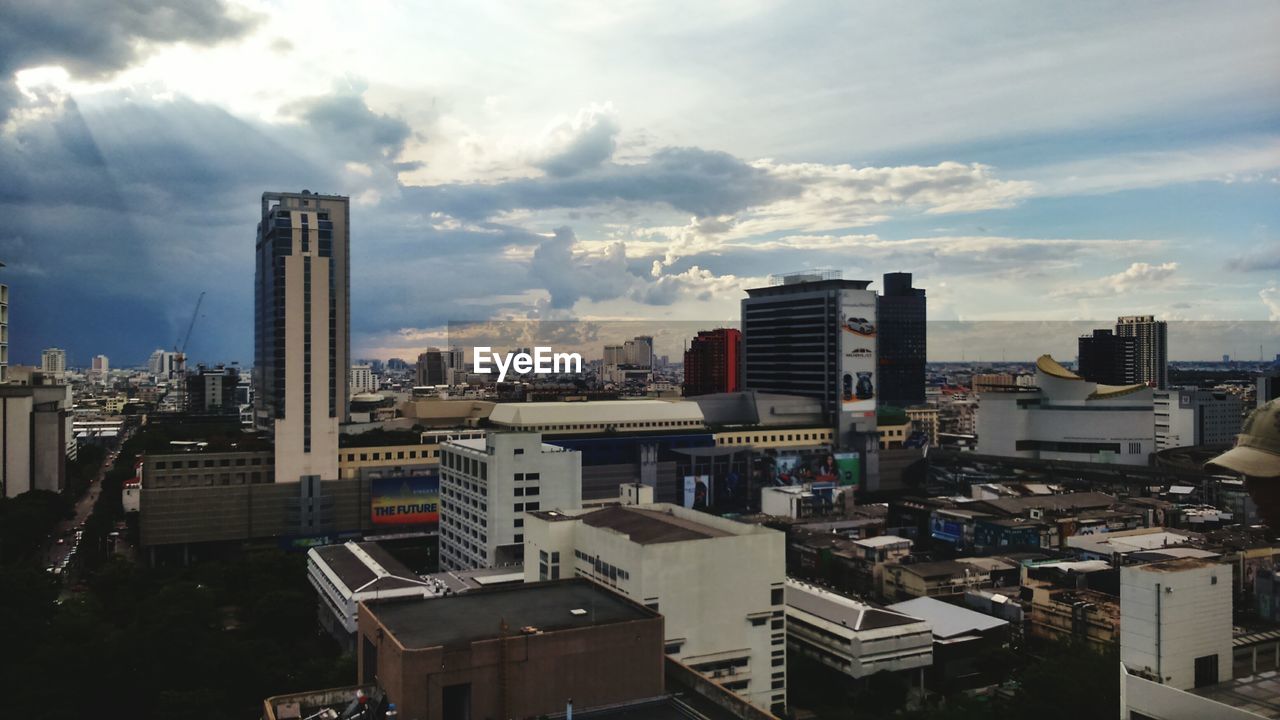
1035,354,1081,380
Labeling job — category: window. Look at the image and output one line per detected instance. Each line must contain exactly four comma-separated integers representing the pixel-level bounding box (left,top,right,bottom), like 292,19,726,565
514,448,524,455
514,534,523,542
771,588,783,605
514,503,524,512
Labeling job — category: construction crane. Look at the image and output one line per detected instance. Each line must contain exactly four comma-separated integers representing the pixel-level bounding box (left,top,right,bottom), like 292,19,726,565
174,291,206,375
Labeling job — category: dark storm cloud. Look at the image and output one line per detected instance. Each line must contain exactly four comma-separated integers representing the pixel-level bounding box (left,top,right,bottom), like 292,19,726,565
284,90,422,172
402,146,801,220
529,227,634,308
0,0,257,119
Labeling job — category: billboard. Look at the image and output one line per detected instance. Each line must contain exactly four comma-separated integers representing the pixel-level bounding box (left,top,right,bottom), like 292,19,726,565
683,475,710,510
762,451,839,486
371,474,440,527
834,452,860,487
839,289,877,419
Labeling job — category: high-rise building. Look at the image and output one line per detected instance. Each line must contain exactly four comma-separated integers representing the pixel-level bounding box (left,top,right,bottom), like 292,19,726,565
1116,315,1168,388
742,271,879,487
254,190,350,483
415,346,463,387
1153,388,1243,450
1077,329,1138,386
349,363,376,394
683,328,741,397
877,272,926,408
624,336,654,368
1258,374,1280,409
40,347,66,377
147,348,180,379
90,354,109,377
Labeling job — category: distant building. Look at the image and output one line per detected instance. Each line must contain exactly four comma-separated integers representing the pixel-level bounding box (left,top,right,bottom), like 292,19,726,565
877,272,926,408
147,348,180,378
357,579,665,720
1116,315,1168,388
186,365,239,414
1078,329,1138,386
350,363,376,394
438,432,582,571
254,190,350,482
1154,387,1244,450
40,347,66,378
523,502,787,712
415,346,463,387
683,328,741,397
977,355,1154,465
90,354,109,380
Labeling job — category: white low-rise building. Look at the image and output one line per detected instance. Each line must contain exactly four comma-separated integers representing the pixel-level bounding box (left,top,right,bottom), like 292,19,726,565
978,354,1154,465
306,541,432,650
1154,387,1244,450
523,502,787,712
1121,557,1232,691
786,579,932,681
438,432,581,571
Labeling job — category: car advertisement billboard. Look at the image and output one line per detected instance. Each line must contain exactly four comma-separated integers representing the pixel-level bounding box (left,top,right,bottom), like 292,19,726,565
839,289,877,418
371,474,440,527
834,452,860,487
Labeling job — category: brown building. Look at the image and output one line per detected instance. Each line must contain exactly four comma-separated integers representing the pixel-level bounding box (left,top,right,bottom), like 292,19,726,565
357,578,665,720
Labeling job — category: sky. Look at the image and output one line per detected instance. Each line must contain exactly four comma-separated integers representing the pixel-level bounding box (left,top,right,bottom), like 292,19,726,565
1,0,1277,366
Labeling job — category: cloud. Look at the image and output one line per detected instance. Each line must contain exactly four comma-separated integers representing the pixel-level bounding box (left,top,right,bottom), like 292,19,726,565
529,226,633,308
1225,245,1280,272
0,0,257,119
1262,287,1280,321
535,104,620,177
1051,261,1180,299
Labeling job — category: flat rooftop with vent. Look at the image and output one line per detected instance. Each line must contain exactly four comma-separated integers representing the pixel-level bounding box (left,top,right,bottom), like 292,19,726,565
356,578,664,720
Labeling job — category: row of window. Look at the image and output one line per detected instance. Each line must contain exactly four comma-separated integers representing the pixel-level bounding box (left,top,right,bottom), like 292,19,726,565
343,448,440,463
153,456,266,469
516,420,701,432
715,430,833,446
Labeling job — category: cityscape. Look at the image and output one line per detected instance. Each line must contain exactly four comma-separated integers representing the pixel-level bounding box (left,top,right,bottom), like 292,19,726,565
2,3,1279,720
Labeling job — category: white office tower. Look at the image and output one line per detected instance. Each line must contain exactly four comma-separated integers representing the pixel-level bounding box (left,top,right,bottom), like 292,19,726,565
438,432,582,571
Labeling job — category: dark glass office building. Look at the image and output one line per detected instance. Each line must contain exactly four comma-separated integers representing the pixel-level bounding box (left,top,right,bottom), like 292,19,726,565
1078,329,1138,386
876,272,926,408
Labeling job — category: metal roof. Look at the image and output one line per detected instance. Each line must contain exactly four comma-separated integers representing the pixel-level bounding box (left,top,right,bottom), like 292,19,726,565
886,597,1008,639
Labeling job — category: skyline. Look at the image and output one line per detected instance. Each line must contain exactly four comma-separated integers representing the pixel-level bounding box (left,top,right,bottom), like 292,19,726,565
2,1,1278,365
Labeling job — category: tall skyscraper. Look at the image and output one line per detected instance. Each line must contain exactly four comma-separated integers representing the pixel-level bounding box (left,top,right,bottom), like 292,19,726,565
254,190,350,483
742,271,880,489
1116,315,1167,388
1077,329,1138,385
683,328,741,397
876,272,926,408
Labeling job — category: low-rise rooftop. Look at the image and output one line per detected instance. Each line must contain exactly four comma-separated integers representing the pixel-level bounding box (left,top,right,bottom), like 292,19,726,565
366,578,654,650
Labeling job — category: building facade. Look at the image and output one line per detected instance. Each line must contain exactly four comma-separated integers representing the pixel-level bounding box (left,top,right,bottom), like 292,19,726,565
977,354,1155,465
877,272,926,409
40,347,66,378
1121,558,1232,690
254,190,349,483
0,384,71,497
349,363,376,394
438,432,582,571
786,579,933,680
684,328,741,397
1154,387,1244,450
1077,328,1138,386
523,503,787,712
1116,315,1168,388
187,365,240,414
